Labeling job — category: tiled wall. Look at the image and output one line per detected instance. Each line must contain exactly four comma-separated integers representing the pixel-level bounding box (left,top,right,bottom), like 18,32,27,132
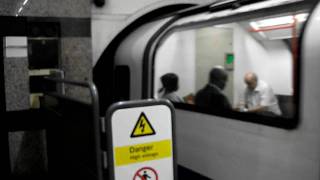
2,0,92,110
61,37,92,101
4,57,30,111
0,0,90,17
1,0,92,176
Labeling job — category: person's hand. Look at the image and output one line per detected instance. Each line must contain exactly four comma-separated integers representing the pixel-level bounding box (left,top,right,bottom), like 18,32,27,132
240,108,248,112
233,106,248,112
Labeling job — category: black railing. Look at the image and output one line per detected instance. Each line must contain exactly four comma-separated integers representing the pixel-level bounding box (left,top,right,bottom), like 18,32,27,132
43,77,103,180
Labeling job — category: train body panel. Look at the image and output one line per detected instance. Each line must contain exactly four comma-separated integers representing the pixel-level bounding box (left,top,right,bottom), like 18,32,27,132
115,18,172,100
94,0,320,179
175,109,320,179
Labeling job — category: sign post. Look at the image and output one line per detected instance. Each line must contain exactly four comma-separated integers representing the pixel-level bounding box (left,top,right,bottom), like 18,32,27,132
105,99,176,180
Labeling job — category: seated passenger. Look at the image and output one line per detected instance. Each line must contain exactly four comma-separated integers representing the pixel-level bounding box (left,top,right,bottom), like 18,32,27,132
195,66,231,110
238,72,281,116
158,73,184,103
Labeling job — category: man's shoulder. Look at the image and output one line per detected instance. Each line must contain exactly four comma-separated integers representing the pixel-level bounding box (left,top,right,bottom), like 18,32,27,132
196,84,221,97
195,85,207,98
197,84,212,92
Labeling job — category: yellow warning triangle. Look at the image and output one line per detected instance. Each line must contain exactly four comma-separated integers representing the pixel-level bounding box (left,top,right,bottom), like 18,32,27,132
131,112,156,138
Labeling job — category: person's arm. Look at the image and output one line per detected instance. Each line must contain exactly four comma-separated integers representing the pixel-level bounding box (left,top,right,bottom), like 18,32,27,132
246,105,267,113
234,101,246,111
247,87,271,113
234,89,248,111
222,96,232,110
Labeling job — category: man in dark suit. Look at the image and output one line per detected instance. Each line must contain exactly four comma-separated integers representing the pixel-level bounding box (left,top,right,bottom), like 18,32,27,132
195,66,231,110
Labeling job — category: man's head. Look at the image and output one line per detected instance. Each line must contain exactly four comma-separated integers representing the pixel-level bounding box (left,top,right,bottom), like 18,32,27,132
209,66,228,90
244,72,258,90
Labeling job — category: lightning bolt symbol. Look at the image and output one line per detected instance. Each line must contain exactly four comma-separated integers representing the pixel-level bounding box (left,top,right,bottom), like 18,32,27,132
139,119,145,133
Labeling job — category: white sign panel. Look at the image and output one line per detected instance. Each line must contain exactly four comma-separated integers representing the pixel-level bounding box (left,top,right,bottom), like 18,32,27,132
106,100,176,180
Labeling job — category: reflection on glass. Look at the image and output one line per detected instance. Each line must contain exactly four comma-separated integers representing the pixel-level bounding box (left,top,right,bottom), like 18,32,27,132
154,11,309,118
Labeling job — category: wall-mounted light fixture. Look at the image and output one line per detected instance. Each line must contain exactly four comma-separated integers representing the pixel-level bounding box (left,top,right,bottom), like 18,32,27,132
15,0,29,17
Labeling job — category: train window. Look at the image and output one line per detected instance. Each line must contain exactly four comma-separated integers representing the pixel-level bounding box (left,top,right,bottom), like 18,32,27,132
153,2,312,128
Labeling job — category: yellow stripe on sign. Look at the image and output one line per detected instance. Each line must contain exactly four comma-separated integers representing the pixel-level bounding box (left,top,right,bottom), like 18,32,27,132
114,139,172,166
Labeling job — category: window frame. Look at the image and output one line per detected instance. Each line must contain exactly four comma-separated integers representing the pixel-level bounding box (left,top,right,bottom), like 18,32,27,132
145,0,315,129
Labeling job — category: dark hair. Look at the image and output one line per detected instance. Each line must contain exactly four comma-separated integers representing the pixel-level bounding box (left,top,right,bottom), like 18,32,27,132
209,67,228,90
159,73,179,93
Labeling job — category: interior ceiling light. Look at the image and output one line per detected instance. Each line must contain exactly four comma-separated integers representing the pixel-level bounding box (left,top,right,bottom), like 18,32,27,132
255,16,294,27
295,13,308,22
250,13,309,31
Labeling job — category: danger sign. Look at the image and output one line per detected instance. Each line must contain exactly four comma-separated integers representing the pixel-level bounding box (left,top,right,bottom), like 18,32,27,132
133,167,158,180
131,112,156,138
105,100,176,180
115,139,172,166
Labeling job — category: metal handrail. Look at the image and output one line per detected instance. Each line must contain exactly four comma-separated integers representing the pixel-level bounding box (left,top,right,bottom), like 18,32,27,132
43,77,103,180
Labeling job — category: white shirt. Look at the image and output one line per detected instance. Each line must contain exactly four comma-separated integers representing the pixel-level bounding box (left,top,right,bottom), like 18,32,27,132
244,80,281,116
161,92,184,103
